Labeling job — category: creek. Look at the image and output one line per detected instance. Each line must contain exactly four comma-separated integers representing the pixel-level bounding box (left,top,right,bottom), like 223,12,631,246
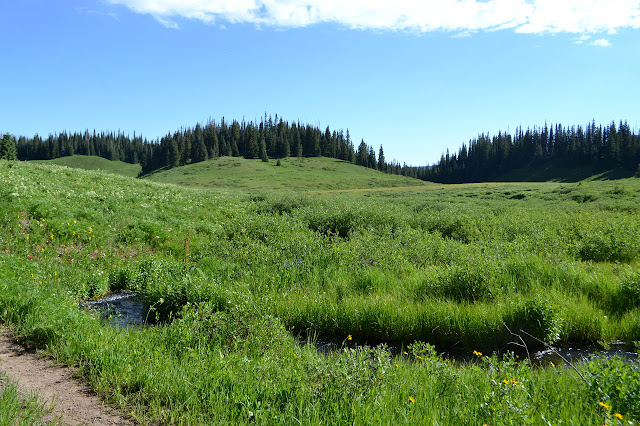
80,291,147,328
81,292,638,364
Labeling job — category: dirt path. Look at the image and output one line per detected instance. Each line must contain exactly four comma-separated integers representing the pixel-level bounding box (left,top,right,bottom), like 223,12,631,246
0,329,133,425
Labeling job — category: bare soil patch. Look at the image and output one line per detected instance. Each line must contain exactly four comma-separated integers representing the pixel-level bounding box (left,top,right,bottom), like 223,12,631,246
0,329,133,425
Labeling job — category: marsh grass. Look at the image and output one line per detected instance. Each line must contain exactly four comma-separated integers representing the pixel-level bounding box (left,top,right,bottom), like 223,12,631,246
1,159,639,423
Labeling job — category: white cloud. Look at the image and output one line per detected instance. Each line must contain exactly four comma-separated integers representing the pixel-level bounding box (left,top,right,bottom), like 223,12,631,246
106,0,640,35
591,38,612,46
573,34,591,44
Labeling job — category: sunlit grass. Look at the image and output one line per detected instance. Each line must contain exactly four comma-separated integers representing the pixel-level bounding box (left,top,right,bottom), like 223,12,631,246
1,159,639,423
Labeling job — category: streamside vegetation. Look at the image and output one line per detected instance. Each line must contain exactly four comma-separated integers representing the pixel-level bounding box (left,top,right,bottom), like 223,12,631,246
0,376,51,425
1,159,639,424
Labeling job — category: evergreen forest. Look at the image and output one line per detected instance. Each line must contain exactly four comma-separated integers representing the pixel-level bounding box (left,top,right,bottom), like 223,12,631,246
7,117,640,182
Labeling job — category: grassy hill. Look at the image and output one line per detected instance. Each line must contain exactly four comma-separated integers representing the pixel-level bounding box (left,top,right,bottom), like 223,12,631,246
33,155,141,177
145,156,426,191
33,155,425,191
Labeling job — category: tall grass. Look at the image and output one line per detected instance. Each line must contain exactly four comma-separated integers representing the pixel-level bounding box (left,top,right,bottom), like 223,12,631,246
1,160,639,423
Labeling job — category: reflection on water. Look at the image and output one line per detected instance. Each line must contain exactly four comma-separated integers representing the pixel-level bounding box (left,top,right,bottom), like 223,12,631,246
307,337,638,365
81,291,147,327
532,341,638,365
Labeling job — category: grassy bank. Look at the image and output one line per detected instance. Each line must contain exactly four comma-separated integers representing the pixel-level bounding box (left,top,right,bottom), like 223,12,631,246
1,159,639,423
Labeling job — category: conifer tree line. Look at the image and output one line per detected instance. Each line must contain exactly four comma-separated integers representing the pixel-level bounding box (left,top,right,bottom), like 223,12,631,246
410,120,640,183
9,114,399,176
11,117,635,183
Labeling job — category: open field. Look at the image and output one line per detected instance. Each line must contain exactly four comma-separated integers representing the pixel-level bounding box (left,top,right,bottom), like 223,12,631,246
33,155,142,178
1,159,639,424
144,156,426,191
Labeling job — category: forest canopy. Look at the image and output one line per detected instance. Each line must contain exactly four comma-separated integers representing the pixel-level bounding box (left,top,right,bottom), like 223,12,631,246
7,117,640,182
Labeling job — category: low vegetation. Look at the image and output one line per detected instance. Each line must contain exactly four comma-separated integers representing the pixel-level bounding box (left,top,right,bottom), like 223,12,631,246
0,375,51,425
1,157,639,424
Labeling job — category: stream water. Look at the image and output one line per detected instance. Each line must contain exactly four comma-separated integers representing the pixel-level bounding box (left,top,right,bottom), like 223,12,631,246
80,291,147,328
81,292,638,364
531,341,638,365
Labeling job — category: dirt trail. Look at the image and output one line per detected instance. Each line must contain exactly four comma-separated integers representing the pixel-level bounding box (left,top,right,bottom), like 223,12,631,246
0,329,133,425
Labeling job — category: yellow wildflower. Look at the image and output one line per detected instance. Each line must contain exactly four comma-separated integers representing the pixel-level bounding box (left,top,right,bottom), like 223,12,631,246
473,350,482,356
600,402,611,409
347,334,352,341
613,413,623,420
409,396,415,403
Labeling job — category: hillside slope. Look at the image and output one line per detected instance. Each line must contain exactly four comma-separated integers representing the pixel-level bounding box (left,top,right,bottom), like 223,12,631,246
144,156,425,191
33,155,141,177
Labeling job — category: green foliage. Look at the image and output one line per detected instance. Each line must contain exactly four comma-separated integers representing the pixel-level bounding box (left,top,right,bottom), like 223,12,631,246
2,161,640,424
418,262,498,302
0,376,51,425
586,357,640,421
504,297,563,346
0,134,17,160
578,220,640,262
618,272,640,313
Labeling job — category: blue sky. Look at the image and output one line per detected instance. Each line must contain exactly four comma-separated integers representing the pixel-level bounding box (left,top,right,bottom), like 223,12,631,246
2,1,639,165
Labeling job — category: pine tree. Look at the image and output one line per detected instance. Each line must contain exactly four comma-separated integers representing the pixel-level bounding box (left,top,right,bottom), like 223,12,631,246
0,133,17,160
231,121,241,157
356,140,368,166
259,135,268,162
191,124,208,163
378,145,386,172
244,126,259,159
277,130,290,159
169,139,180,168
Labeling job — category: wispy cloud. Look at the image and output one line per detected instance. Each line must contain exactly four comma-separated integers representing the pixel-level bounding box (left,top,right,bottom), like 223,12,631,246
105,0,640,35
75,6,120,20
591,38,612,47
573,34,591,44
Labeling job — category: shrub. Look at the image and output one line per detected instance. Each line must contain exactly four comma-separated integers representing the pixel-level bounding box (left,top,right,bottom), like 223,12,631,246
578,222,640,263
618,272,640,313
307,209,358,239
504,297,563,347
418,263,498,303
586,356,640,421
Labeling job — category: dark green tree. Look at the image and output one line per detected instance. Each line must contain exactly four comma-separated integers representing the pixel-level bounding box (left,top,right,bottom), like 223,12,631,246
191,124,208,163
378,145,386,172
356,140,368,166
259,134,268,162
168,139,180,168
244,126,259,159
0,133,17,160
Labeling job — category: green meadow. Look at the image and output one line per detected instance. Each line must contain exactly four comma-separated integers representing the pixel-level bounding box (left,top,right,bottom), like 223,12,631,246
1,157,639,424
145,155,426,191
32,155,142,178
